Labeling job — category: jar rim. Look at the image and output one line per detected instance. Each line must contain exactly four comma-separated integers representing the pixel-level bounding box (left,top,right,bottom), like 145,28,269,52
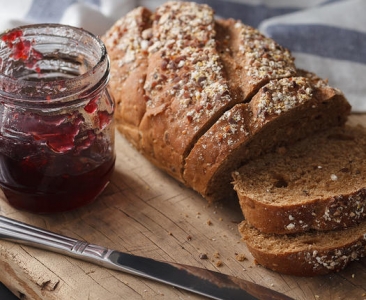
0,23,109,103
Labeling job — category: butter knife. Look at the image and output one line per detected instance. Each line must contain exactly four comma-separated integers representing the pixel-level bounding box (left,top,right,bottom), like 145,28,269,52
0,216,293,300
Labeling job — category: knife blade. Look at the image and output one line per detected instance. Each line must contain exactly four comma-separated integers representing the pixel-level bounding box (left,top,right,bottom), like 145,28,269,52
0,215,293,300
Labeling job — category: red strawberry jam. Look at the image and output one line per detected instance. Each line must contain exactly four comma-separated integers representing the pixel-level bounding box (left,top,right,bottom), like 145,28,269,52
0,25,115,213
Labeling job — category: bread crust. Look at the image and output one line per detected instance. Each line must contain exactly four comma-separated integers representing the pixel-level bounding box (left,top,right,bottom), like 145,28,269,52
239,221,366,276
102,7,152,149
237,189,366,234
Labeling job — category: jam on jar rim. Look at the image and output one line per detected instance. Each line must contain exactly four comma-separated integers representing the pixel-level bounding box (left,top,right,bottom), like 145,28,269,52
0,23,110,103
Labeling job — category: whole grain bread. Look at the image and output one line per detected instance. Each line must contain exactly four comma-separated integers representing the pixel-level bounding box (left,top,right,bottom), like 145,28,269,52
103,1,351,202
232,125,366,234
238,220,366,276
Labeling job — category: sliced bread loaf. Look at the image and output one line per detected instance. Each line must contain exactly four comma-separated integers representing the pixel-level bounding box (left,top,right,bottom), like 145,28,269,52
232,125,366,234
103,1,297,179
238,220,366,276
124,1,298,181
103,1,350,202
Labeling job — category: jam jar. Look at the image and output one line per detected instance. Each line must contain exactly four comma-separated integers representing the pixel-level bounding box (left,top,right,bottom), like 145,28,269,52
0,24,115,213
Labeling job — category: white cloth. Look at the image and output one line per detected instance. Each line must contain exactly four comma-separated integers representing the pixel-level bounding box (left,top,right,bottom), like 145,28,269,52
0,0,364,111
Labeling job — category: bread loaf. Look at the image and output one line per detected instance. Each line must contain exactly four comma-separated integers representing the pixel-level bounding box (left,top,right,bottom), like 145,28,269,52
238,220,366,276
103,1,366,277
103,1,351,202
233,125,366,234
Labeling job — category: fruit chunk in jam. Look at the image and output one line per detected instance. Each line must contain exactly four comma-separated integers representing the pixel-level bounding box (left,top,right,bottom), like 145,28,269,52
1,29,43,72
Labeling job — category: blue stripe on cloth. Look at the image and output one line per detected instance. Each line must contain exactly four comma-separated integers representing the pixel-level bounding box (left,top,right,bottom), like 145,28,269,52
265,24,366,65
193,0,344,28
25,0,101,23
193,0,296,28
25,0,76,23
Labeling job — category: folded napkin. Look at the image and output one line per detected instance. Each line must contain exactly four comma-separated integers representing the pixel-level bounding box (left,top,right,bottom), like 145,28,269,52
0,0,364,112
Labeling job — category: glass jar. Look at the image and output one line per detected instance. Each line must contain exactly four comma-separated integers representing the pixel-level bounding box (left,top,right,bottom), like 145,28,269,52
0,24,115,214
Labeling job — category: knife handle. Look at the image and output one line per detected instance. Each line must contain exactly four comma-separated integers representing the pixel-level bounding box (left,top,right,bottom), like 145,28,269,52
0,215,112,263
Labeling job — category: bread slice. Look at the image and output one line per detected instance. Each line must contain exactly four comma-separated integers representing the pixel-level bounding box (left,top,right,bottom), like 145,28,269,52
102,7,152,149
239,220,366,276
232,125,366,234
138,2,233,180
185,74,351,202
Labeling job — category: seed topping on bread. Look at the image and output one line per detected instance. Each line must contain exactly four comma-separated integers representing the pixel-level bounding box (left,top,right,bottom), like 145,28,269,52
144,1,231,125
306,237,366,272
103,7,151,70
255,77,314,122
210,107,249,147
234,21,296,83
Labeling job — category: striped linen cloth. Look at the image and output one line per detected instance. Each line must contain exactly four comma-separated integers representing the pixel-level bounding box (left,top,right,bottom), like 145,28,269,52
0,0,364,111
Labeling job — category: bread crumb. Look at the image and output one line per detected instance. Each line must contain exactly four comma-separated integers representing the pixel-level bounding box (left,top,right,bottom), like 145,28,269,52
235,253,247,261
199,253,208,259
216,260,223,267
213,251,220,258
207,220,213,226
187,235,192,241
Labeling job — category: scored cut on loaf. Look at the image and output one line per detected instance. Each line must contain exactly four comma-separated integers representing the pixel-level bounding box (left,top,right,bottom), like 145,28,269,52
103,1,351,202
238,220,366,276
232,125,366,234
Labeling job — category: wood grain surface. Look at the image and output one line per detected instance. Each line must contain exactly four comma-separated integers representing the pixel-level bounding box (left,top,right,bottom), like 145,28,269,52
1,114,366,300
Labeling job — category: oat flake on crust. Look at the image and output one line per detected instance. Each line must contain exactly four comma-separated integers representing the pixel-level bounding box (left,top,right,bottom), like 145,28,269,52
255,77,314,121
234,21,296,83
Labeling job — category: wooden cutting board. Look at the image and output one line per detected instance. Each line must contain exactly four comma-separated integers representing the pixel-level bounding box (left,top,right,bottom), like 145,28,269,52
1,114,366,300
